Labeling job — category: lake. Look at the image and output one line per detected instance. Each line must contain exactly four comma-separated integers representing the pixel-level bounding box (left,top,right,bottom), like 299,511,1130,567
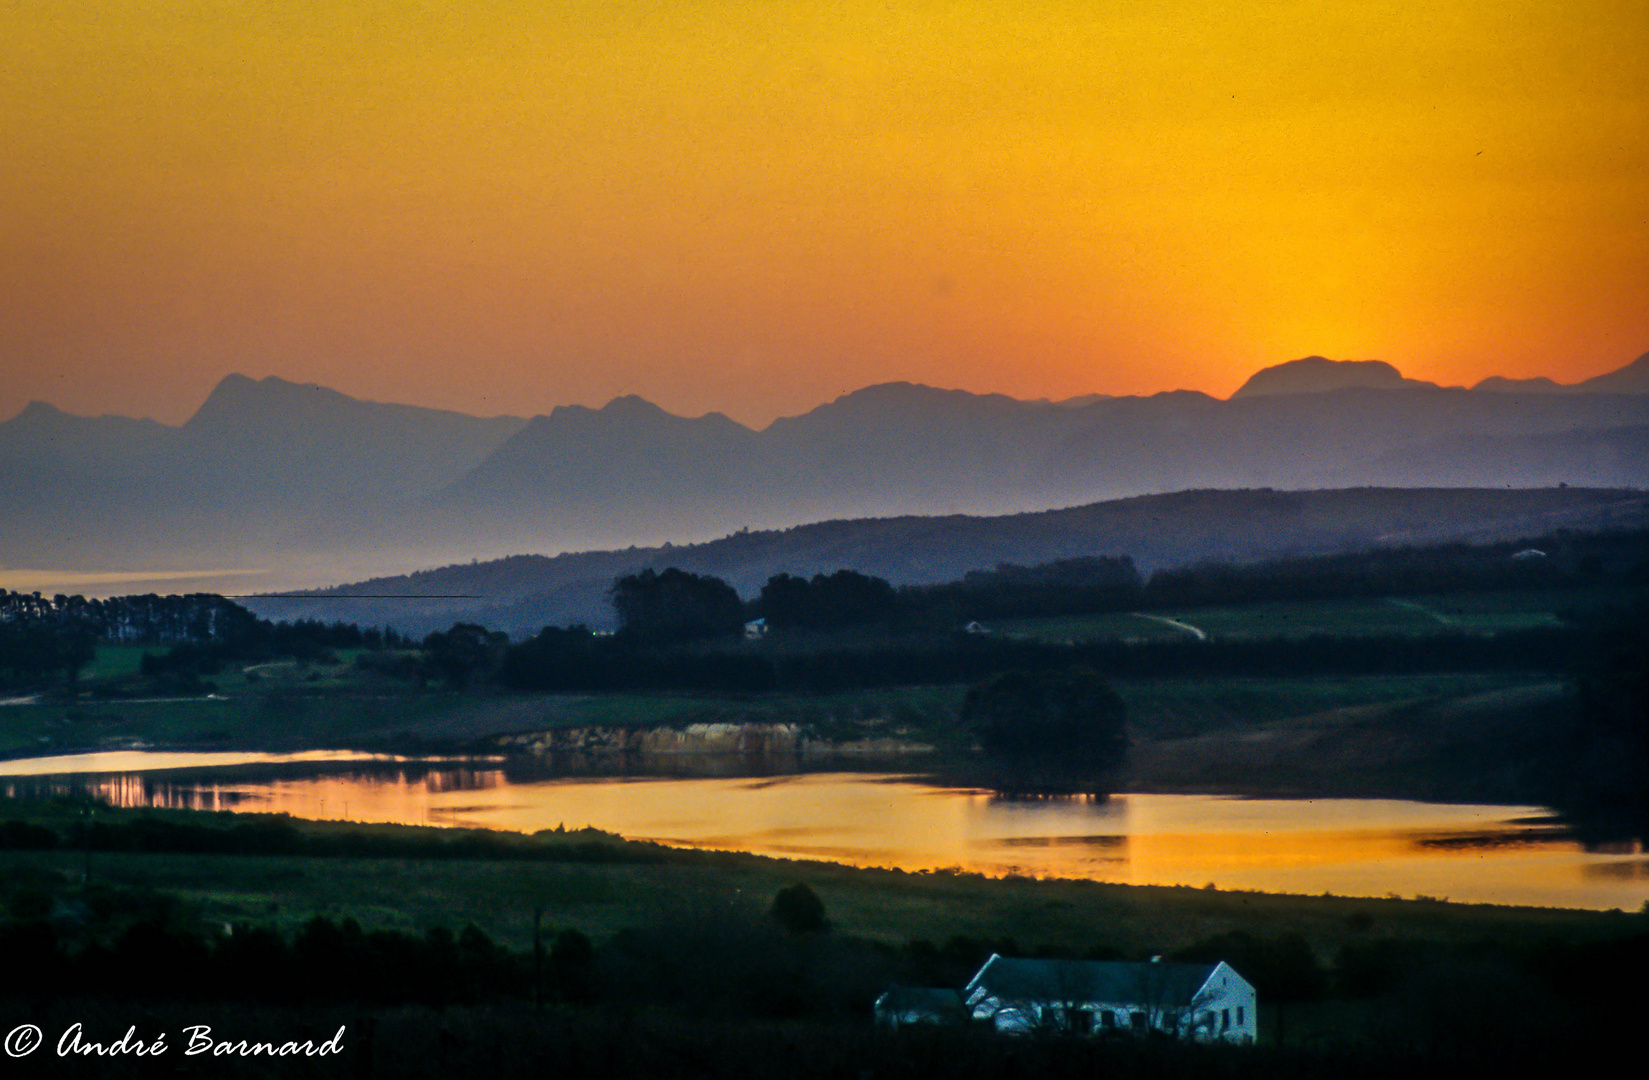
2,750,1645,911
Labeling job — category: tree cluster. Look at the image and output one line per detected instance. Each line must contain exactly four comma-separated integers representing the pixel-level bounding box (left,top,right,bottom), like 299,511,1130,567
1547,601,1649,835
962,667,1128,793
0,618,95,689
496,623,1587,696
609,568,746,645
760,570,900,629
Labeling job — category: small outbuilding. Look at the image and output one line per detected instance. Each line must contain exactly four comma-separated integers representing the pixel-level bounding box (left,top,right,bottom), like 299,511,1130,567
873,986,967,1029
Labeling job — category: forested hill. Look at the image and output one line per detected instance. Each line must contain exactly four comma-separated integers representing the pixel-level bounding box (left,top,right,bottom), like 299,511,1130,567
244,487,1649,637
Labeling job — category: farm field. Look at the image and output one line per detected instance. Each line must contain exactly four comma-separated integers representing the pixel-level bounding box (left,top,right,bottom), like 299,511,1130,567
997,585,1619,644
0,804,1625,958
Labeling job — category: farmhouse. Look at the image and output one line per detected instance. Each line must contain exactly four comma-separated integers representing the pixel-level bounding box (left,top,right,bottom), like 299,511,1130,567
963,954,1256,1043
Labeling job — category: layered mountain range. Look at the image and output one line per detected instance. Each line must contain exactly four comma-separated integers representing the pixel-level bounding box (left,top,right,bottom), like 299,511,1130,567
3,353,1647,596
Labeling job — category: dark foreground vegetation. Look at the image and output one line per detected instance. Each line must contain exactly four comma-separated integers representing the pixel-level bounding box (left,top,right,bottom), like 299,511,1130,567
1,803,1646,1078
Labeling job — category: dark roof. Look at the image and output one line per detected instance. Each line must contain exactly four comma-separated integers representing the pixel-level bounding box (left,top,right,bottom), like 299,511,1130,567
966,956,1225,1008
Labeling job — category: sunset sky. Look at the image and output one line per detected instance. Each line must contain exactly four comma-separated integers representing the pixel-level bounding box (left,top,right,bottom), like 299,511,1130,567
3,1,1645,427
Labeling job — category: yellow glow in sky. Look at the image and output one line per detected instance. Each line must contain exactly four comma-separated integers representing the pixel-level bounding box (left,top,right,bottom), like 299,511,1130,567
2,1,1645,424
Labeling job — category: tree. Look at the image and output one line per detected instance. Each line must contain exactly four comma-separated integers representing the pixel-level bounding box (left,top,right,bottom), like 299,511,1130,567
770,882,829,934
757,570,899,629
757,573,814,628
609,568,745,645
421,623,510,689
963,667,1128,794
1559,602,1649,833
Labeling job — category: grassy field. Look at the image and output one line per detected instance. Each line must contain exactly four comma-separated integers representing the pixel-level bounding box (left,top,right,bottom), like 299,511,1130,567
1,665,1542,765
1112,672,1536,740
5,814,1639,1070
997,585,1623,643
0,805,1628,959
75,643,151,680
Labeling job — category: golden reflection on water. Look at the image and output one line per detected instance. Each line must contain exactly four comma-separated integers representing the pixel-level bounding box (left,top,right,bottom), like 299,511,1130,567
2,756,1645,910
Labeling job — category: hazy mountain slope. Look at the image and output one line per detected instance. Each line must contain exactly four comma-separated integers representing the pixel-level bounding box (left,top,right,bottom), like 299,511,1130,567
751,382,1099,517
1575,351,1649,394
1041,386,1649,498
243,487,1649,637
0,401,173,479
1472,376,1567,394
0,376,526,572
433,373,1649,550
1230,356,1437,397
433,396,762,547
1472,351,1649,395
7,353,1649,589
1350,425,1649,488
176,374,526,503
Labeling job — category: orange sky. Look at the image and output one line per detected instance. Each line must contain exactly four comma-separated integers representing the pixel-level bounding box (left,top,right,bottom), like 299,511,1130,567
3,1,1645,426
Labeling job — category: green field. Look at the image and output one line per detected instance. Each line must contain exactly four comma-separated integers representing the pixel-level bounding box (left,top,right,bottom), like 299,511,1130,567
0,804,1625,958
1111,672,1534,740
998,585,1621,644
4,803,1639,1065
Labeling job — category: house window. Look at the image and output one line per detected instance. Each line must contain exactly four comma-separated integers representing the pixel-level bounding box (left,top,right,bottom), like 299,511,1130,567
1221,1009,1230,1031
1130,1011,1147,1032
1236,1006,1244,1027
1075,1010,1094,1034
1100,1009,1116,1029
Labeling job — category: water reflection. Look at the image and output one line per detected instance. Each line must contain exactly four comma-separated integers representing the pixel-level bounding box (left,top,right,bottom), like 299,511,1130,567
1,753,1645,911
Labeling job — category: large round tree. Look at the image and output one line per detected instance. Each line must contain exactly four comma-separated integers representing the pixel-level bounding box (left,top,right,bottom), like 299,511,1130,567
609,567,745,645
962,667,1128,794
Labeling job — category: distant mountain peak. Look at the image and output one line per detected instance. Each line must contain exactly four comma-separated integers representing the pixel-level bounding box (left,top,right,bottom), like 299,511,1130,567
9,400,65,423
1231,357,1436,399
184,373,353,428
600,394,672,417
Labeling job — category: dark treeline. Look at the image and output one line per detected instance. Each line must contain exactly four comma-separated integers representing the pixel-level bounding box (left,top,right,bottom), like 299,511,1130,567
2,591,262,644
904,528,1648,623
1138,527,1649,610
1,913,524,1008
0,589,408,691
760,569,902,629
0,618,96,690
497,625,1587,695
603,530,1647,644
901,556,1144,624
0,811,660,865
0,589,408,650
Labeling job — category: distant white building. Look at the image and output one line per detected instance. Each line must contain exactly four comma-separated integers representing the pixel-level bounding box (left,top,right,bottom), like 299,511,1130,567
963,954,1256,1043
744,618,768,640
